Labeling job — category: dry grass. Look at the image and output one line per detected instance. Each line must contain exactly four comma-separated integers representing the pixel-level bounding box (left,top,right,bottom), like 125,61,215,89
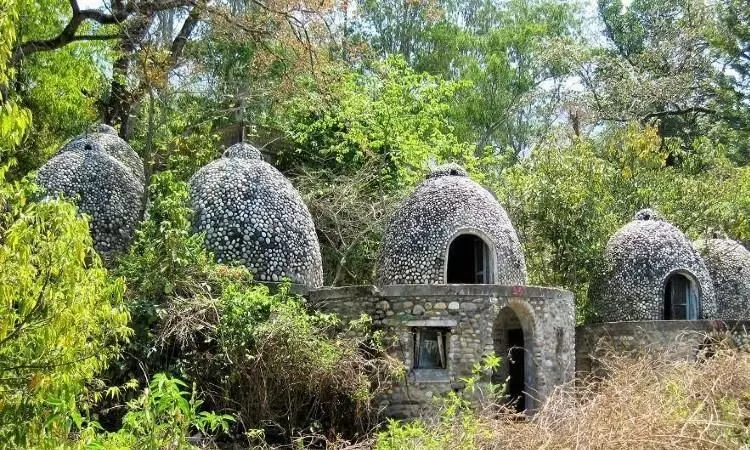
348,346,750,450
478,348,750,449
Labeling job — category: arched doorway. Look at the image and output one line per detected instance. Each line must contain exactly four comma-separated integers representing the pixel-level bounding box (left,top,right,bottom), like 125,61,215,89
446,234,492,283
493,307,528,412
663,272,699,320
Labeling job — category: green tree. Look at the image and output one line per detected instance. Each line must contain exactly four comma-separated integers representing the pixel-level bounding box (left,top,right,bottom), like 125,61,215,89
582,0,750,162
276,57,478,186
0,166,131,446
355,0,580,160
0,0,32,154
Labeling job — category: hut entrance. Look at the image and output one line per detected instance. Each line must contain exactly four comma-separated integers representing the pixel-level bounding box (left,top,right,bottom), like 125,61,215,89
493,307,528,413
446,234,492,283
663,273,698,320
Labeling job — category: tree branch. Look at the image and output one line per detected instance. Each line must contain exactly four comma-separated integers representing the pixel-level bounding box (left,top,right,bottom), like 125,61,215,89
12,0,197,63
169,0,205,67
13,8,128,62
641,106,716,123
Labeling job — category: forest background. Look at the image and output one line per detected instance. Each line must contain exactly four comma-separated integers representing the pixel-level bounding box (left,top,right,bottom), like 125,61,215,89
1,0,750,447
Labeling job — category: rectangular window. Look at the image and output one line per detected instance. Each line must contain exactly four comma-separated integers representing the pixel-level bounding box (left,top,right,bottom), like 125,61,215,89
413,328,448,369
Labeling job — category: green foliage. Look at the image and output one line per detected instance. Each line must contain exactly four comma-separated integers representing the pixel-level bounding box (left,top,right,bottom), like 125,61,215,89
0,164,131,446
116,170,213,305
112,170,249,382
592,0,750,162
82,374,234,449
356,0,580,159
375,356,502,450
7,0,111,175
0,0,32,154
160,282,399,441
128,93,221,181
277,57,479,186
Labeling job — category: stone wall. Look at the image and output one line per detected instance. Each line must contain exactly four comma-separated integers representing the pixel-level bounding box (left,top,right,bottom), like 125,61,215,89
309,284,575,418
576,320,750,374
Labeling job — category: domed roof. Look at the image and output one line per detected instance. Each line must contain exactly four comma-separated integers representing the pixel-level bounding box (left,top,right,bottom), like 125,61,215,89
223,142,263,160
61,131,145,185
589,209,716,322
37,141,145,259
376,164,527,285
88,123,118,135
695,233,750,320
189,154,323,287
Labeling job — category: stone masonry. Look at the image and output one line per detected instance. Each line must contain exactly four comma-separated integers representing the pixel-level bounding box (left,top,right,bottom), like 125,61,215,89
310,284,575,418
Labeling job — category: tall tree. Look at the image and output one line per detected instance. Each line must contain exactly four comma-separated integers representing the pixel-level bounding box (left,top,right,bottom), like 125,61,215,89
578,0,750,163
355,0,580,160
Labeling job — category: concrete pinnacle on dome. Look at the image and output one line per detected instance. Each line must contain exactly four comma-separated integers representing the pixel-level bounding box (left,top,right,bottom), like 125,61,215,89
633,208,663,221
426,163,469,179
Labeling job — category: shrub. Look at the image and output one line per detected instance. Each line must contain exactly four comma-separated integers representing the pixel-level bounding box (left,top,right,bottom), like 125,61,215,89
82,373,234,449
159,283,400,444
111,170,249,380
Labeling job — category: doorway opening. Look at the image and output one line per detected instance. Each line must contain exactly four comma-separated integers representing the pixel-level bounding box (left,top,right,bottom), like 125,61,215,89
493,307,528,413
446,234,492,283
663,272,699,320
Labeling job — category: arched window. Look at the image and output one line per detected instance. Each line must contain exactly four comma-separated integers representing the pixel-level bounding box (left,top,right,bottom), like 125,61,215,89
663,273,699,320
446,234,492,283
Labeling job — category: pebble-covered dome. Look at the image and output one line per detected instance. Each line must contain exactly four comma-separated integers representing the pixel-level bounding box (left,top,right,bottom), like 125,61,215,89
189,149,323,287
59,130,145,185
376,164,527,285
589,209,717,322
695,233,750,320
223,142,263,160
37,139,145,259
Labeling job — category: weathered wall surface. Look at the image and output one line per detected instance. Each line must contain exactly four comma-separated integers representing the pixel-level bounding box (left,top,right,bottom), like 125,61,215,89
310,284,575,418
576,320,750,374
695,237,750,320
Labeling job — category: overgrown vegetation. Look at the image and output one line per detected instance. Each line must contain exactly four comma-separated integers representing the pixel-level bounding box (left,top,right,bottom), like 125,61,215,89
374,347,750,449
2,0,750,447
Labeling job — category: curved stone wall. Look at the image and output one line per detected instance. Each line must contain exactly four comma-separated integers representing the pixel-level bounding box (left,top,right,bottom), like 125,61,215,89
576,320,750,374
59,131,145,186
37,139,145,259
695,237,750,319
189,149,323,287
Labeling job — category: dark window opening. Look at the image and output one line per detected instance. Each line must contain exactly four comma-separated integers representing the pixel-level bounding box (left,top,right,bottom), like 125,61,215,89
447,234,492,284
506,328,525,413
664,273,698,320
413,328,448,369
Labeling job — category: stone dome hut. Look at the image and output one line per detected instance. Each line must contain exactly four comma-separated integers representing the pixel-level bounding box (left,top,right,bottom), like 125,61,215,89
37,137,145,259
189,143,323,287
376,163,527,285
59,129,145,185
589,209,716,322
695,233,750,320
